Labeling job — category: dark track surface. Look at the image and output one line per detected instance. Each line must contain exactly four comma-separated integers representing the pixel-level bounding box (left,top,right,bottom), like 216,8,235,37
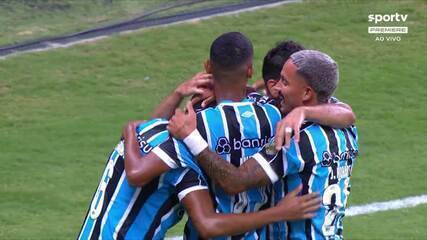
0,0,293,57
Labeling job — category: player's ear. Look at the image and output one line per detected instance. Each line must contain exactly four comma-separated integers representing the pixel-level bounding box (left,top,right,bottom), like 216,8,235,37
246,63,253,78
302,86,314,102
204,60,212,74
266,79,278,97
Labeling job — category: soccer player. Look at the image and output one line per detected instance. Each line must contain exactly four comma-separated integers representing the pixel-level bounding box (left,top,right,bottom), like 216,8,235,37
125,31,289,239
78,118,319,240
248,40,305,104
168,50,359,239
125,34,355,239
77,119,207,240
78,33,321,240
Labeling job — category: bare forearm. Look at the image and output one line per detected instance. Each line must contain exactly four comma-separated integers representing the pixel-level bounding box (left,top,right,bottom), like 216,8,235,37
123,127,145,184
185,190,281,238
196,149,268,194
151,90,183,119
304,104,355,128
202,208,281,238
197,149,243,192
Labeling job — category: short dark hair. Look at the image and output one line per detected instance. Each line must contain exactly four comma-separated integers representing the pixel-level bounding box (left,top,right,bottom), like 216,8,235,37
210,32,253,71
262,40,304,83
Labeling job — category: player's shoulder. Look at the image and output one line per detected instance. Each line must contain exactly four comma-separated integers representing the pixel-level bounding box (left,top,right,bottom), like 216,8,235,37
196,99,253,114
299,122,336,138
136,118,168,134
299,122,359,146
252,100,282,124
295,122,327,146
195,97,281,121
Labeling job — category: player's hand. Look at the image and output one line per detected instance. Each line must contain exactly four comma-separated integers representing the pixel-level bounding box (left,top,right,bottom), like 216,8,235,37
275,184,321,221
123,120,146,138
168,101,197,139
175,72,213,97
275,106,306,150
191,87,215,108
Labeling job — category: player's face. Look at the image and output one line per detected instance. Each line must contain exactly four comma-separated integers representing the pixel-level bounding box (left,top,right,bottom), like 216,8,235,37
265,79,280,99
274,60,308,115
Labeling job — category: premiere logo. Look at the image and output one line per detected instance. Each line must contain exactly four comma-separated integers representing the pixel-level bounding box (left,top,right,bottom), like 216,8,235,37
368,12,408,42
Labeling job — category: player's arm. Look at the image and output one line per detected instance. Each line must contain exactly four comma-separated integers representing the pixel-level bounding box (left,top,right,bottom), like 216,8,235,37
177,169,320,238
151,72,212,119
275,101,355,149
122,121,172,186
167,102,277,194
182,185,319,239
306,102,355,128
198,148,273,194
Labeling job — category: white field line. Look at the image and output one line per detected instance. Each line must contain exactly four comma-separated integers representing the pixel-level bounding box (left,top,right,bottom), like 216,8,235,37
346,194,427,216
0,0,301,60
165,194,427,240
0,36,108,60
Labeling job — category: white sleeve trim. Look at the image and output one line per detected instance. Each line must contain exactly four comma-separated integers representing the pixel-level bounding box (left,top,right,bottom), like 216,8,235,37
253,153,279,183
178,185,209,201
152,147,178,169
183,129,208,156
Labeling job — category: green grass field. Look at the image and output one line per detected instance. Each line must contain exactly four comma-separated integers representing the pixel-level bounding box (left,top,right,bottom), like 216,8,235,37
1,0,426,239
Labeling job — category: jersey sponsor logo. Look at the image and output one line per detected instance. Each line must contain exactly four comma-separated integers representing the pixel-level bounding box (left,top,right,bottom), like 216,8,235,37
321,149,358,167
215,136,271,154
215,137,231,154
137,135,154,153
321,149,358,182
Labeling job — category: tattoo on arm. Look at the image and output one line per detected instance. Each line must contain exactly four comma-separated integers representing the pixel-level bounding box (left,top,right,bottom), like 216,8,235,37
196,149,270,193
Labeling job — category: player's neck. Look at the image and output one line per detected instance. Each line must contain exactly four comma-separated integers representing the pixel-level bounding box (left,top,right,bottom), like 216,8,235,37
303,97,320,107
214,83,246,103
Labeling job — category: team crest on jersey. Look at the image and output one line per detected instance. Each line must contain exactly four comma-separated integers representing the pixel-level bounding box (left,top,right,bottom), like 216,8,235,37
264,138,278,156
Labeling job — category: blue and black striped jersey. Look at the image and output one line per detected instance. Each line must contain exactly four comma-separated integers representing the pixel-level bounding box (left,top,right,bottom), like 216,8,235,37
253,124,359,240
153,98,282,240
77,119,207,240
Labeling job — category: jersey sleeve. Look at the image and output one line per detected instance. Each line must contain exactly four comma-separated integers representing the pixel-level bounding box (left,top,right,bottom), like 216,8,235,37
151,137,194,169
174,168,209,201
252,139,304,183
151,136,203,174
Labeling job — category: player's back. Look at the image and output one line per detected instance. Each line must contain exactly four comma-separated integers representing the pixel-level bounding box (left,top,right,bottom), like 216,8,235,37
198,99,281,239
78,119,187,240
286,124,358,240
151,98,283,239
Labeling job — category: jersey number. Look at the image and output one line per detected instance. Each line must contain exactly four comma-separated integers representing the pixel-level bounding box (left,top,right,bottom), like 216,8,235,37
322,179,350,236
89,159,115,219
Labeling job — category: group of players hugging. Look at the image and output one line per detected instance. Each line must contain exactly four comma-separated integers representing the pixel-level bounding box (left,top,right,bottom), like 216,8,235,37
78,32,358,240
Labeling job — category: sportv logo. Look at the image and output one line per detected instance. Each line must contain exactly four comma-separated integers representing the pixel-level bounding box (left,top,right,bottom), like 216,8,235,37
215,136,271,154
368,13,408,24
